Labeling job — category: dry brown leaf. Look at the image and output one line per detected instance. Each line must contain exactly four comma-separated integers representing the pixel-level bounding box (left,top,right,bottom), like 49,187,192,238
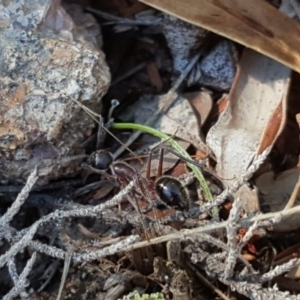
256,98,286,156
206,49,291,186
184,91,213,126
256,169,300,213
146,62,163,92
275,243,300,263
139,0,300,73
93,182,116,200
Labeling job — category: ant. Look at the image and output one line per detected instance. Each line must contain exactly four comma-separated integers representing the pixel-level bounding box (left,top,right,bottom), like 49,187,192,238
81,141,193,243
79,114,192,214
84,146,191,212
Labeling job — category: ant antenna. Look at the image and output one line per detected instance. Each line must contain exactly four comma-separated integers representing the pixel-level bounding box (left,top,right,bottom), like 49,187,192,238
70,96,142,163
107,99,119,120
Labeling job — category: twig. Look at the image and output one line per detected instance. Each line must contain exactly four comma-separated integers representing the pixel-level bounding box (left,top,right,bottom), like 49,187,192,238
0,168,38,236
198,250,297,300
194,233,252,270
56,250,73,300
224,197,243,278
260,257,300,282
111,62,147,86
73,235,140,262
238,221,259,250
37,260,60,292
187,261,231,300
207,147,272,208
7,258,19,285
121,206,300,252
0,181,135,268
70,96,141,161
3,252,37,300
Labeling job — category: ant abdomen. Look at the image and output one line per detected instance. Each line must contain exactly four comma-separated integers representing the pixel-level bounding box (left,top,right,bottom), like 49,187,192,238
155,176,189,211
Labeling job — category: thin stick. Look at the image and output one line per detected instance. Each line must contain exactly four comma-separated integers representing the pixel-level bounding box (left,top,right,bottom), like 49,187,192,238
111,62,147,86
187,262,231,300
56,250,73,300
70,96,141,161
121,205,300,252
0,168,38,230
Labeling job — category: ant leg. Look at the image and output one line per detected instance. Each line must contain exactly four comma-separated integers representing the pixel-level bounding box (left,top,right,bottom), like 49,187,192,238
146,149,153,181
163,146,227,181
146,140,166,180
157,148,164,178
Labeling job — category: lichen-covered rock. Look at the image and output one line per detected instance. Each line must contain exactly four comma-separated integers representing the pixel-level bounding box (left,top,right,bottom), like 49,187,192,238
0,0,110,183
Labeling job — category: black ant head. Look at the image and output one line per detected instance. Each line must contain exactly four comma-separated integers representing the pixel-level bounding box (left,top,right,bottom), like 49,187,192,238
88,150,113,170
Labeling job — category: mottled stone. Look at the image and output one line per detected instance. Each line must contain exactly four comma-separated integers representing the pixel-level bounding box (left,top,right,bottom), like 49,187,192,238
162,14,236,90
0,0,110,183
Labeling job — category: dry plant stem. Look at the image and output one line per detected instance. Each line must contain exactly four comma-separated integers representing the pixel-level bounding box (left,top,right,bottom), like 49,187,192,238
70,96,140,161
3,252,37,300
29,236,140,262
284,171,300,209
194,233,252,270
260,256,300,283
112,122,212,201
8,258,19,285
56,250,73,300
239,221,259,250
224,197,243,278
0,168,38,231
210,147,271,207
111,62,147,86
200,252,297,300
72,235,140,262
217,271,297,300
37,260,60,292
112,52,203,160
0,181,136,267
187,261,231,300
122,206,300,252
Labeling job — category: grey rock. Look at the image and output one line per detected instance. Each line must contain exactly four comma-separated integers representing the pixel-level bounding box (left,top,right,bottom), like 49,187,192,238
0,0,110,183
